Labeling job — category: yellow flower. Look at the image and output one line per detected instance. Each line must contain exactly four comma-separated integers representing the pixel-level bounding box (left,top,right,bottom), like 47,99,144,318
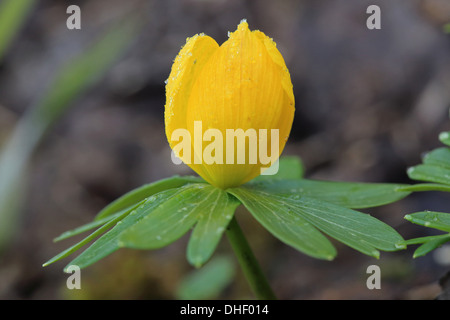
165,20,295,189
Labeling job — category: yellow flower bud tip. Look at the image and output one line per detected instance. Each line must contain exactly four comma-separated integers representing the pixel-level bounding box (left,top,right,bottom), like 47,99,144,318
165,20,295,189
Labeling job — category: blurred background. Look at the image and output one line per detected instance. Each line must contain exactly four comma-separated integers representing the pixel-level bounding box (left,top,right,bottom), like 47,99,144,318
0,0,450,300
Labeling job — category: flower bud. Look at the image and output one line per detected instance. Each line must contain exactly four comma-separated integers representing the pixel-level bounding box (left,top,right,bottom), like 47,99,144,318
165,20,295,189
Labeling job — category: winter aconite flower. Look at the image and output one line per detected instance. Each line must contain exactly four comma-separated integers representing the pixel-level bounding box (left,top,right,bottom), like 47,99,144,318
44,18,412,303
165,20,295,189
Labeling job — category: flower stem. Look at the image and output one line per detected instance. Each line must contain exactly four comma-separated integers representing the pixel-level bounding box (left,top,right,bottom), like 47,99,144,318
226,216,277,300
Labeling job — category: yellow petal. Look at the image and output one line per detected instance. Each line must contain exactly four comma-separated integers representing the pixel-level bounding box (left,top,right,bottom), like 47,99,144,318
252,30,295,107
165,20,295,189
184,20,295,188
165,34,219,149
165,34,219,180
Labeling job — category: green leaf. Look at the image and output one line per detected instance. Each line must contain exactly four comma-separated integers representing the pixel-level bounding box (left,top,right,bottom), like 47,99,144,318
400,132,450,258
401,234,448,246
48,182,238,270
413,235,450,258
402,234,450,258
52,176,202,242
244,179,410,209
251,156,304,182
407,164,450,186
65,187,183,270
187,189,241,268
0,0,36,61
396,183,450,193
439,131,450,146
95,175,204,220
227,187,337,260
176,255,235,300
53,210,126,242
404,211,450,233
289,195,405,255
42,204,139,267
229,186,405,259
423,147,450,169
119,184,235,258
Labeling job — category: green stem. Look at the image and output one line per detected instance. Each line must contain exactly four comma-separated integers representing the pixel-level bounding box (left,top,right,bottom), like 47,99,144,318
226,216,276,300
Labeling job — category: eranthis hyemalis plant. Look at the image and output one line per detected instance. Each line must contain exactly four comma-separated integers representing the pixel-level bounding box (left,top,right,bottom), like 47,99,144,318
44,20,411,300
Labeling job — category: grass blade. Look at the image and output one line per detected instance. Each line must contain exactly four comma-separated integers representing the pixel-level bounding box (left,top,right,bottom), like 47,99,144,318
0,18,139,252
0,0,36,60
